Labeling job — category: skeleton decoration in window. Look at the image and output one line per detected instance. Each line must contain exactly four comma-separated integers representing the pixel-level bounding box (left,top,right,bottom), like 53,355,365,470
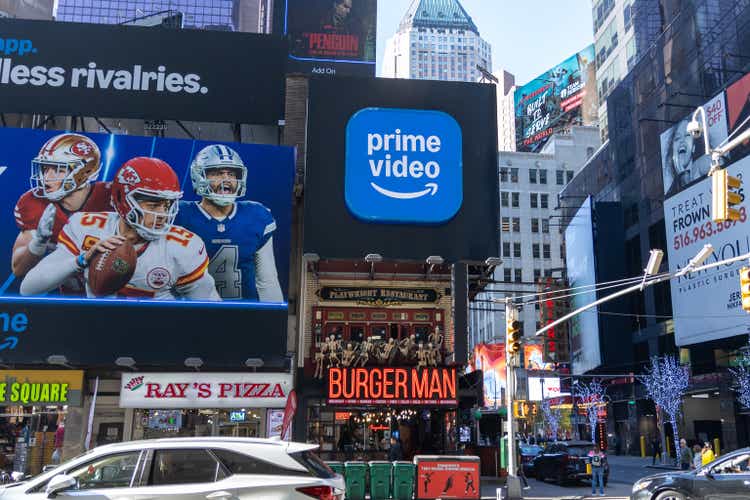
313,328,445,378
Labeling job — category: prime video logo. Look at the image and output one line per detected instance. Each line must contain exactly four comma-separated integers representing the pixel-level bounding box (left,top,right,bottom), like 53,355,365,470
345,108,462,224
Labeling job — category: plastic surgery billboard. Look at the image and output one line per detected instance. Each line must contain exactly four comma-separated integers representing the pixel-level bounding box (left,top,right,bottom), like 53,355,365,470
564,197,601,375
284,0,377,77
661,77,750,346
472,343,505,407
514,45,597,152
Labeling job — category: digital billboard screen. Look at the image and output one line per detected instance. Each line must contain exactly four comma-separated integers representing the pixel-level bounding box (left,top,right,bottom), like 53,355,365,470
564,197,601,374
0,127,294,364
284,0,377,77
514,45,597,152
661,80,750,346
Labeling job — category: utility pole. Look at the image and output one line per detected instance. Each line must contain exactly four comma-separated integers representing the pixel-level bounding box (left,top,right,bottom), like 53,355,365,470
505,298,523,499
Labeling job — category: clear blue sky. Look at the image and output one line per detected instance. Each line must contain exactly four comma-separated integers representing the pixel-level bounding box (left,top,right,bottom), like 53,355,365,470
376,0,595,85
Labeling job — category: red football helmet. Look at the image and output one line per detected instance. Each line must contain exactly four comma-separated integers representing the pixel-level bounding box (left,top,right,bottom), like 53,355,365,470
111,157,182,241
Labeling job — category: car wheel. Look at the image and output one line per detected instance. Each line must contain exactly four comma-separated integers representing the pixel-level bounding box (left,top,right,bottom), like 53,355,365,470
654,490,686,500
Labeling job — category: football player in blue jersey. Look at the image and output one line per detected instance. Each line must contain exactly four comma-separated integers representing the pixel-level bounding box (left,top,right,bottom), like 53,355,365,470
175,144,283,302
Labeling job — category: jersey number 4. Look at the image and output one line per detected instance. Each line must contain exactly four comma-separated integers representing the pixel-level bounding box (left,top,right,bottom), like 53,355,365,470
209,245,242,299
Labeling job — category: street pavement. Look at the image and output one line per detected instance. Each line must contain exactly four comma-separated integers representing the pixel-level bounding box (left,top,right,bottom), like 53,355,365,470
480,455,665,499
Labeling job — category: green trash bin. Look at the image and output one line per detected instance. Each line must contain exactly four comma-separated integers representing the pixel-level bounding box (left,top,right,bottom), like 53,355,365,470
392,461,415,500
343,461,367,500
325,461,345,479
368,461,392,500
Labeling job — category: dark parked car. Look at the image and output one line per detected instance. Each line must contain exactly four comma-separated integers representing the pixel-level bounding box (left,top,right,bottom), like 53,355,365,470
632,447,750,500
521,444,543,477
533,441,609,486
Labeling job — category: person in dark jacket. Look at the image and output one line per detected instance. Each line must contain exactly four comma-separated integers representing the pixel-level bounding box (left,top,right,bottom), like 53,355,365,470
388,436,403,461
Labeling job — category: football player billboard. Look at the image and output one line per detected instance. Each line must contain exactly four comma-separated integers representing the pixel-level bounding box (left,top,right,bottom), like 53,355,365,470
284,0,377,77
514,45,598,152
0,127,294,364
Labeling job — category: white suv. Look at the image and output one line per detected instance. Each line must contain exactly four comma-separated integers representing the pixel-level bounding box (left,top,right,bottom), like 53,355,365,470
0,437,344,500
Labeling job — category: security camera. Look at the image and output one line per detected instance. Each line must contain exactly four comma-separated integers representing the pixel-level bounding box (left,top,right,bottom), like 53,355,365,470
686,119,703,139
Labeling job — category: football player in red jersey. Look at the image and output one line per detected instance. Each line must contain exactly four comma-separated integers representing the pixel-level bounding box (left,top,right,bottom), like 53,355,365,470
21,157,218,300
11,133,112,279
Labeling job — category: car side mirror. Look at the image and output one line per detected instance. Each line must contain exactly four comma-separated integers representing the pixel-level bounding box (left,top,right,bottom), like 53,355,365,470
46,474,76,498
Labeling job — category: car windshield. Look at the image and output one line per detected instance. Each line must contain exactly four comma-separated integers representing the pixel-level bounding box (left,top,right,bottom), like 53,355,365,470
521,445,542,455
567,446,589,457
289,450,335,479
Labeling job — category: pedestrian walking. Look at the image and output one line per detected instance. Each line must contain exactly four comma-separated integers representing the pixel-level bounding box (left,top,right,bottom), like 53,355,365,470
651,436,661,465
388,436,403,462
692,444,702,469
588,445,606,497
515,439,530,490
679,439,693,470
701,441,715,466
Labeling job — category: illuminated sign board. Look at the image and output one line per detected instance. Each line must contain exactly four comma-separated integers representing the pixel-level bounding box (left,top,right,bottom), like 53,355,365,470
0,370,84,405
327,367,457,406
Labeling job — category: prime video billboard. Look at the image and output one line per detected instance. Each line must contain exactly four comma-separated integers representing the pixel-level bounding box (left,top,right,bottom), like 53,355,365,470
661,73,750,346
564,197,601,375
514,45,598,152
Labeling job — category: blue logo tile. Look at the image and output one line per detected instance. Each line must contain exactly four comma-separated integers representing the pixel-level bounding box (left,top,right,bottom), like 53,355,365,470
345,108,463,224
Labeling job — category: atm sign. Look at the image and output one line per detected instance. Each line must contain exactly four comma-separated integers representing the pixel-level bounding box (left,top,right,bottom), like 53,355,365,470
327,367,457,406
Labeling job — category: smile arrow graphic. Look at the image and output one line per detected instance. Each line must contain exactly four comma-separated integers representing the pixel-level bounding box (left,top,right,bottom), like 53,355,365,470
370,182,438,199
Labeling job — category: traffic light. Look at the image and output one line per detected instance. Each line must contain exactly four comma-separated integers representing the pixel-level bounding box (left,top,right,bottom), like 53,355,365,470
712,169,742,222
506,308,522,355
740,267,750,313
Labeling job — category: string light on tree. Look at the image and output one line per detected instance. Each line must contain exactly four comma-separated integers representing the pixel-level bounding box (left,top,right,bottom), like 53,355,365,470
541,399,562,441
639,356,689,466
730,351,750,409
574,379,608,444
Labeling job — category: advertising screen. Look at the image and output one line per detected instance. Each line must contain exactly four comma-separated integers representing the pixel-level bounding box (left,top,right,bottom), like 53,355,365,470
514,45,597,152
0,127,294,363
0,19,286,124
564,197,601,374
284,0,377,77
304,77,499,262
661,81,750,346
472,343,505,407
528,377,566,401
523,343,554,371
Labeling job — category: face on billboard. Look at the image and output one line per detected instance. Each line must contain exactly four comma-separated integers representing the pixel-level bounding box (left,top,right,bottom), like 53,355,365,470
514,45,597,152
660,93,726,197
345,108,463,224
285,0,377,76
0,127,293,306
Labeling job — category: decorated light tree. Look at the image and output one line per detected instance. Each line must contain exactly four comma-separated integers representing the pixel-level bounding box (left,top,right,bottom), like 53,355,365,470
639,356,689,465
730,351,750,409
541,398,562,442
575,379,608,444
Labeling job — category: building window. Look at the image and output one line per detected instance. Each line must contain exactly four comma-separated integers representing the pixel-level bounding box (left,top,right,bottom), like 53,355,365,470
530,193,538,208
512,217,521,232
500,168,509,183
556,170,564,185
511,192,519,208
542,219,550,233
539,170,547,184
513,243,522,258
543,244,551,259
502,242,511,256
541,194,549,209
504,268,512,283
532,244,540,258
529,169,537,184
501,217,510,232
560,244,566,259
533,269,541,281
544,269,553,277
514,268,522,283
567,171,574,183
531,218,539,233
501,191,509,207
510,168,519,183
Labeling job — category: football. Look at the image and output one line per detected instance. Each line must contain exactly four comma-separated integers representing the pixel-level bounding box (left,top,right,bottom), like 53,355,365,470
87,241,137,297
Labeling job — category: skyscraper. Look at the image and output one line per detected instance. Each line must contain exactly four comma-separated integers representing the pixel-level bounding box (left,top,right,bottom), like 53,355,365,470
382,0,491,82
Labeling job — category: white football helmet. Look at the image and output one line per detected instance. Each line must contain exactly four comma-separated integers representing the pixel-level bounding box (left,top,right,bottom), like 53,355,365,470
30,133,102,201
189,144,247,206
